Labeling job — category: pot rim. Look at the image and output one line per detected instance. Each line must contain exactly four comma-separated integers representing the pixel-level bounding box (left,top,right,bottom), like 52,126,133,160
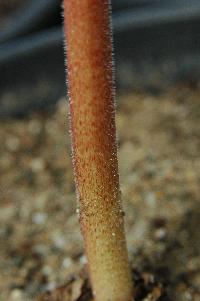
0,0,57,43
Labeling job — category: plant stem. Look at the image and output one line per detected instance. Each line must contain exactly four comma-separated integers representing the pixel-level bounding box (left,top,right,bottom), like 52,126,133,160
64,1,133,300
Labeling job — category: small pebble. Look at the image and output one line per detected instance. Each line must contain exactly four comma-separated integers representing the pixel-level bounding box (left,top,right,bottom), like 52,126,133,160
30,158,45,172
184,291,192,301
79,255,87,264
154,228,167,241
6,136,20,152
52,234,66,250
28,119,42,134
45,281,57,291
144,192,156,207
32,212,47,225
10,289,24,300
33,244,48,256
63,257,73,268
42,265,52,276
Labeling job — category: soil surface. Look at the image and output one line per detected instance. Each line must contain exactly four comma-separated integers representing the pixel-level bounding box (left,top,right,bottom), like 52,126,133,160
0,84,200,301
0,0,25,29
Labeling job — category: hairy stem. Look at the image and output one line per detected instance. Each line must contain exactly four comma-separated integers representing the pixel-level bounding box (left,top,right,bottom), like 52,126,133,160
64,1,133,300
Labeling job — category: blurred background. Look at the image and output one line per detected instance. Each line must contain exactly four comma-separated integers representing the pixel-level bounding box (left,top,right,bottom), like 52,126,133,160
0,1,200,300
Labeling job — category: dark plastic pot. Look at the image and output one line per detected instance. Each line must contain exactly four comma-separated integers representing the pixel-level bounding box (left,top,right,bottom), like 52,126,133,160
0,0,59,43
113,0,159,10
114,0,200,29
0,27,64,117
1,0,200,117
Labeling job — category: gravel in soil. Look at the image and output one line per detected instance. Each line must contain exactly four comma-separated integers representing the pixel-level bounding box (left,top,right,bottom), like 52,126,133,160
0,84,200,301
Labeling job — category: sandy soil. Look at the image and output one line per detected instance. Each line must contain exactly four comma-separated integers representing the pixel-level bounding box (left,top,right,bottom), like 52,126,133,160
0,84,200,301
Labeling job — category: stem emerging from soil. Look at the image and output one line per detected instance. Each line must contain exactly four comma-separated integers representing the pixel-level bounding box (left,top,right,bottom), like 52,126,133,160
64,1,133,300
